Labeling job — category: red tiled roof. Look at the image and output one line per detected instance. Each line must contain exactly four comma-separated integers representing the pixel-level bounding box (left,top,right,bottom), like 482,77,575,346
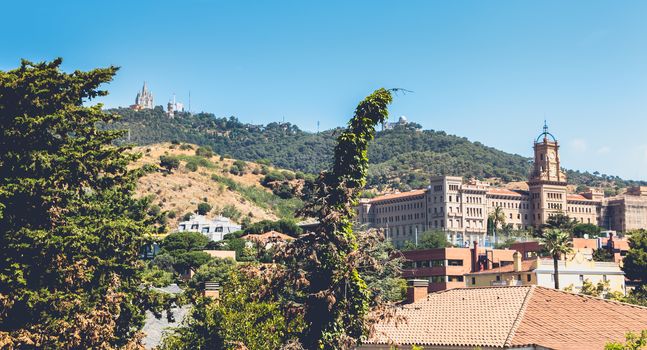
368,189,427,203
567,194,590,201
487,188,526,197
367,286,647,349
465,260,536,275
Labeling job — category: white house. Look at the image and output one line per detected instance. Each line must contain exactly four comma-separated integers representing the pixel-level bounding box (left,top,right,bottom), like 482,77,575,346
177,215,241,242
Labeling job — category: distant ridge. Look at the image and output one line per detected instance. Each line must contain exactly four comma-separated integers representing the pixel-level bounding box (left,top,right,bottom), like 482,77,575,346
104,107,646,194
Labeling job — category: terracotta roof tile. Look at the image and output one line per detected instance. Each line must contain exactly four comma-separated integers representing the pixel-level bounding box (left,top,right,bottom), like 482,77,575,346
367,286,647,349
368,189,427,203
368,286,533,348
487,188,527,197
567,194,590,201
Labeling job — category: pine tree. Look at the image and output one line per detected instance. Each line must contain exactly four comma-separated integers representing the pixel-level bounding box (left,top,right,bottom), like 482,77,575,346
0,59,155,348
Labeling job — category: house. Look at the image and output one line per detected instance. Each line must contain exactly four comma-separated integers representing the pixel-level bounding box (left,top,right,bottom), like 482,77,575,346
364,281,647,349
465,251,626,295
177,214,241,241
402,241,517,292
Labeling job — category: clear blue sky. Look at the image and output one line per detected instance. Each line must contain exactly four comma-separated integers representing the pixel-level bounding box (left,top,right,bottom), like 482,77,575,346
2,0,647,180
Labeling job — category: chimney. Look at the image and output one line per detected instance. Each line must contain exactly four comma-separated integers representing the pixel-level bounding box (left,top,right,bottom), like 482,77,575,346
608,232,615,252
513,251,522,272
406,279,429,304
202,281,221,300
471,240,480,272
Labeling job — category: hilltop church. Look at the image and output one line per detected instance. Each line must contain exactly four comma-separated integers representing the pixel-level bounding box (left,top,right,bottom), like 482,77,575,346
130,82,154,110
357,124,647,247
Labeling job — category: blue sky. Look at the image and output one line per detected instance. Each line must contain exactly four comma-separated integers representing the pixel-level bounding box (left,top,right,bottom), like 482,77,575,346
2,0,647,180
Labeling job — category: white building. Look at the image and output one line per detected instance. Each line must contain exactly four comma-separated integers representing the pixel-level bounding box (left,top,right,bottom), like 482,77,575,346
177,215,241,242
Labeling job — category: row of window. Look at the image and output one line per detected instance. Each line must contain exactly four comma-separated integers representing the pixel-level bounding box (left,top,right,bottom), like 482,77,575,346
375,201,423,214
569,206,593,214
404,259,464,269
491,201,529,210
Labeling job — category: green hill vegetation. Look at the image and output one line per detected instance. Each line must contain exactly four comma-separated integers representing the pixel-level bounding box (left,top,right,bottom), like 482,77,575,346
105,107,646,193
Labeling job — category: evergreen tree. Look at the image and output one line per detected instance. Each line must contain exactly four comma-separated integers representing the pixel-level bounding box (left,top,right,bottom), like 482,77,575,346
0,59,155,348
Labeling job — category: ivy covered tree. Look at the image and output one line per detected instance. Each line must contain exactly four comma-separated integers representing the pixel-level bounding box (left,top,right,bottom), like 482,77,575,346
0,59,157,348
277,88,394,348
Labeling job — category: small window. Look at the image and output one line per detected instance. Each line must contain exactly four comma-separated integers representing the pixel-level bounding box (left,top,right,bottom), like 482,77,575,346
191,224,199,230
448,276,464,282
201,227,210,233
431,275,445,283
418,260,431,268
496,275,501,282
431,260,445,267
603,275,608,282
517,274,521,281
471,277,476,285
579,275,584,282
448,259,463,266
527,274,532,282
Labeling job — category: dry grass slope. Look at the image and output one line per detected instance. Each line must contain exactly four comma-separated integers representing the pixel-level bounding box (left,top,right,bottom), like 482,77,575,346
132,143,291,228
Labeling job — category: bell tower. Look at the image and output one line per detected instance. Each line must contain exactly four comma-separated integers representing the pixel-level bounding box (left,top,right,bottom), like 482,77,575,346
529,122,567,226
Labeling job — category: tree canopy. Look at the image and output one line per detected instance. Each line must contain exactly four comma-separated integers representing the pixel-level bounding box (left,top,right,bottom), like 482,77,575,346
0,59,157,348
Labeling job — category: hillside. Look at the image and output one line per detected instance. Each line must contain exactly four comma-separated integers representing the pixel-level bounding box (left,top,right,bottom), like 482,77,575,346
106,108,646,194
132,142,303,229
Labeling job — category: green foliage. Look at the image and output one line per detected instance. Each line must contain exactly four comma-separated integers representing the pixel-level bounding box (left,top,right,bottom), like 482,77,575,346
220,204,241,221
151,253,177,272
402,230,450,250
195,145,214,158
624,229,647,282
593,247,614,262
580,279,610,298
358,231,406,303
159,268,305,350
0,58,157,347
185,161,199,172
162,231,209,255
262,170,287,185
243,219,303,237
184,258,236,300
605,330,647,350
280,88,393,348
160,155,181,173
573,223,602,238
197,202,212,215
141,266,174,288
211,174,303,219
543,213,578,232
173,251,213,273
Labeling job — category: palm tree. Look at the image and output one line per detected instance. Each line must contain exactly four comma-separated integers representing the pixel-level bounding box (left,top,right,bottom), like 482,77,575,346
539,228,573,289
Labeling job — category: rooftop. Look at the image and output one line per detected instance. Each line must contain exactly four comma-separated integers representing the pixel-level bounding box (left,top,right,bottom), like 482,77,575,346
367,189,427,203
367,285,647,349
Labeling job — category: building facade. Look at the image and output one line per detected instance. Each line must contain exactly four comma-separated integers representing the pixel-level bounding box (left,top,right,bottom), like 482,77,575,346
357,125,647,248
465,251,626,295
401,243,517,292
177,215,241,241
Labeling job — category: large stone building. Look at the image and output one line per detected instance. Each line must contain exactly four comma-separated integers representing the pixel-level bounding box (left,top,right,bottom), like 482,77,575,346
131,82,154,110
357,124,647,248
